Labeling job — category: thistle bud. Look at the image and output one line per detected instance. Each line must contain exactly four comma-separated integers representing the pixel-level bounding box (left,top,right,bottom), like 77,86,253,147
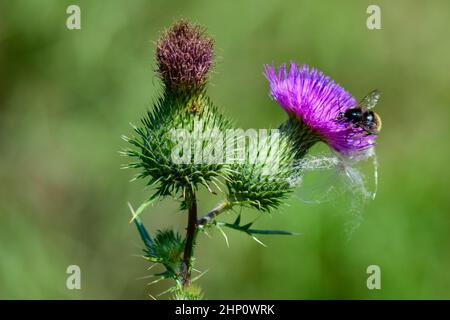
125,20,232,202
156,20,214,90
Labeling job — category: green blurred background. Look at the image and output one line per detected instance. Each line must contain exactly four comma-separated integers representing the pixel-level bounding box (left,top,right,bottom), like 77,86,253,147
1,0,449,299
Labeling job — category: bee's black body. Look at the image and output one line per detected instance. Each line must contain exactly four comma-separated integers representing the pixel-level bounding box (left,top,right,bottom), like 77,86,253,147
338,90,382,135
341,108,381,135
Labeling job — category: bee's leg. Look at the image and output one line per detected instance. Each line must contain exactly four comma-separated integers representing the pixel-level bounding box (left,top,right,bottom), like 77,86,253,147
335,114,346,123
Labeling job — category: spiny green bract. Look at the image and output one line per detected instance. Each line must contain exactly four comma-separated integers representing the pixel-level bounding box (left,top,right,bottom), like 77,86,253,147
226,118,320,212
225,130,295,211
123,90,234,200
144,229,185,275
279,117,322,160
173,285,203,300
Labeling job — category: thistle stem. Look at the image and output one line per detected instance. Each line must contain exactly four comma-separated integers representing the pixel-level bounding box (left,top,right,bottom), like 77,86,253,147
182,190,198,288
197,201,231,226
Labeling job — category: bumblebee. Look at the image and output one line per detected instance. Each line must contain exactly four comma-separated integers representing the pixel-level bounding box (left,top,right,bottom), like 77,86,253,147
339,89,382,135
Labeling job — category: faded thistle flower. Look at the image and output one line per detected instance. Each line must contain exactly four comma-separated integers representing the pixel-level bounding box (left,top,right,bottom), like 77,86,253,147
156,19,214,91
264,62,378,157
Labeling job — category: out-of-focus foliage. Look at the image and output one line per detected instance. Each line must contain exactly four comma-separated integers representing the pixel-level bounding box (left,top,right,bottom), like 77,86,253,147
0,0,449,299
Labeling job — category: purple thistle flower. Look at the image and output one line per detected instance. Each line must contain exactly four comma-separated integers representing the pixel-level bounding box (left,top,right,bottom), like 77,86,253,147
264,62,377,157
156,20,214,89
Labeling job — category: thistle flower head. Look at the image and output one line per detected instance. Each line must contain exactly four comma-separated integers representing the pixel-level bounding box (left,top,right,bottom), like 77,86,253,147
156,20,214,90
264,62,377,156
226,129,298,212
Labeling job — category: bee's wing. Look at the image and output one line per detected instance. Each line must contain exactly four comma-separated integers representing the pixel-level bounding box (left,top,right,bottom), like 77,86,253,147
357,89,380,110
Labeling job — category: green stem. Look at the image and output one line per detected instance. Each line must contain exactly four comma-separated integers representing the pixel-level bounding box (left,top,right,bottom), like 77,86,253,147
197,201,231,226
182,190,198,288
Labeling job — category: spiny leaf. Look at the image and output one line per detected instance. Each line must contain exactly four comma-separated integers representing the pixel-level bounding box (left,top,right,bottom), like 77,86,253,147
216,224,229,248
129,193,159,223
133,215,155,254
247,229,295,235
233,213,241,226
215,215,295,237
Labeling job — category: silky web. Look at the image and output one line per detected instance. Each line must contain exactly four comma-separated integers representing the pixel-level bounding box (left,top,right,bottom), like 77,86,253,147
289,146,378,238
